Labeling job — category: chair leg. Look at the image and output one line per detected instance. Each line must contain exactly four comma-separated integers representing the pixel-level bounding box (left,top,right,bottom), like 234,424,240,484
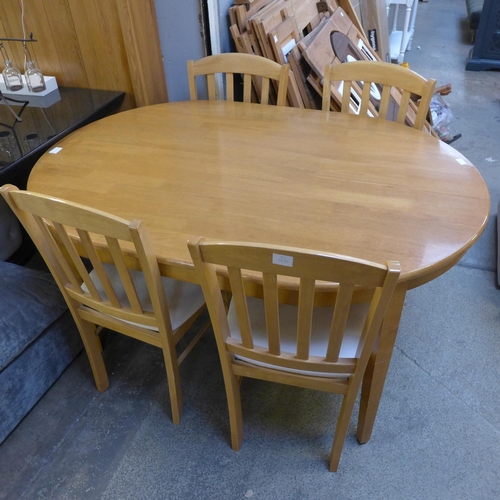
224,370,244,451
161,346,183,425
328,388,359,472
75,317,109,393
95,326,104,352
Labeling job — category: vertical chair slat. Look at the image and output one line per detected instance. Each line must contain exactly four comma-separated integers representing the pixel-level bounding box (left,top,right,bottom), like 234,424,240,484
228,266,254,349
260,77,270,105
76,229,121,307
378,85,391,120
188,54,290,107
322,68,332,111
276,66,289,106
226,73,234,101
397,89,412,124
263,272,280,356
33,217,82,290
243,73,252,103
72,229,105,301
342,81,352,113
322,60,435,131
53,223,87,283
105,236,143,314
53,223,103,301
326,283,354,362
359,81,371,117
207,74,217,100
296,277,315,360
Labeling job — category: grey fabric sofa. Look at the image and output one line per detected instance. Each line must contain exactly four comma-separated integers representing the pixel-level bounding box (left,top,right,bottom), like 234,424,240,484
0,198,22,261
0,260,82,443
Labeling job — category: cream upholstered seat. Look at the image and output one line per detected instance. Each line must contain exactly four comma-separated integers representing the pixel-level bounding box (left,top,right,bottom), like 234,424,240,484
1,185,209,425
322,60,436,131
187,53,290,106
228,296,370,378
188,237,400,471
83,265,205,332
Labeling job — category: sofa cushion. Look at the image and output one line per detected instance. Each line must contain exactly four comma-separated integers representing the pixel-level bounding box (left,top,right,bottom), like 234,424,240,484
0,309,82,443
0,261,69,370
0,198,22,261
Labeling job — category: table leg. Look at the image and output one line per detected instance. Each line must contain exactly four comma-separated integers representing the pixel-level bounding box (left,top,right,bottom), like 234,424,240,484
356,281,408,444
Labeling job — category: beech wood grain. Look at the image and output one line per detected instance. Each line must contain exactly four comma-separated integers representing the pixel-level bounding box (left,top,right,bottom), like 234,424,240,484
29,100,489,289
27,100,489,445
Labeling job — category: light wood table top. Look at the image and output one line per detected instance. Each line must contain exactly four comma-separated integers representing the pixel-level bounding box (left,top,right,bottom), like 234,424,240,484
28,100,490,445
29,100,489,287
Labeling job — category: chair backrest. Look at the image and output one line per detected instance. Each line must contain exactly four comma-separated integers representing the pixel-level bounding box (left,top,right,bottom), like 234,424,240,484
187,53,290,106
322,60,436,131
0,185,172,336
189,238,400,378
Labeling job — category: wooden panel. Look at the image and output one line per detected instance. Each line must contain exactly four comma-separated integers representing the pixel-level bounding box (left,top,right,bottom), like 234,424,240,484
0,0,168,110
21,2,65,79
338,0,364,34
0,3,26,69
42,1,90,88
67,1,128,90
115,0,168,106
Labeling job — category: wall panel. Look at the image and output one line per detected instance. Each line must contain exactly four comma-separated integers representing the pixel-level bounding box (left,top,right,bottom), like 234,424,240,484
0,0,168,110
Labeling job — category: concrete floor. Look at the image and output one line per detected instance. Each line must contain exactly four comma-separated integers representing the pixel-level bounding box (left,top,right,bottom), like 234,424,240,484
1,1,500,499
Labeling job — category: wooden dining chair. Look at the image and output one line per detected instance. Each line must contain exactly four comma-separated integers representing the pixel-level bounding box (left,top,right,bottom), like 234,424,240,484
1,185,209,425
188,237,400,471
322,60,436,131
187,53,290,106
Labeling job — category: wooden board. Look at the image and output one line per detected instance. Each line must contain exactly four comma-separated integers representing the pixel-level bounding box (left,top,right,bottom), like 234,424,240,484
0,0,168,110
358,0,390,62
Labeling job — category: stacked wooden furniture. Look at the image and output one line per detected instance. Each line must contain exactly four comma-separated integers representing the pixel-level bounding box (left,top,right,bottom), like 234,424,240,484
229,0,359,108
229,0,432,131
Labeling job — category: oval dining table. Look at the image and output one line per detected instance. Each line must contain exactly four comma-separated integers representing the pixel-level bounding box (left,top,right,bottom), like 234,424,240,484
27,100,490,444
